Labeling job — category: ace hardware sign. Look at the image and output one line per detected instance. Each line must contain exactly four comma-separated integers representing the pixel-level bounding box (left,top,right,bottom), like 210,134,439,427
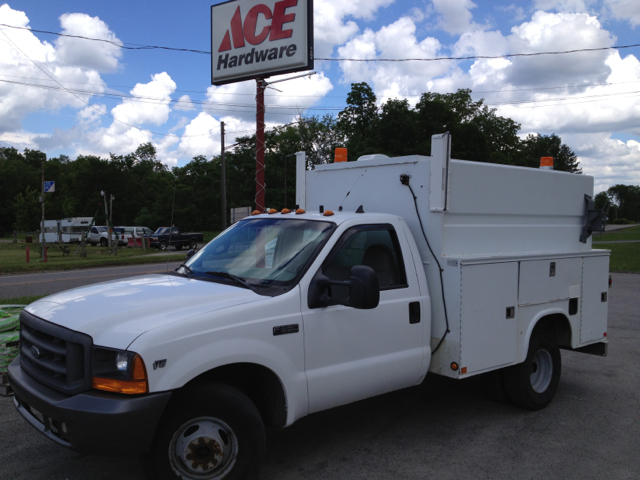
211,0,314,85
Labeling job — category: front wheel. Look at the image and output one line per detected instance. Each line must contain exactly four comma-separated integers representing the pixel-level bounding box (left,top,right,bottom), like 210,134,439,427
100,238,108,247
141,383,265,480
504,330,561,410
189,239,198,250
159,241,168,251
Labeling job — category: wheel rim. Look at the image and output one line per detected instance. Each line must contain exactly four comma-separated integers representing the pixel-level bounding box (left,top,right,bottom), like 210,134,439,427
530,349,553,393
169,416,238,479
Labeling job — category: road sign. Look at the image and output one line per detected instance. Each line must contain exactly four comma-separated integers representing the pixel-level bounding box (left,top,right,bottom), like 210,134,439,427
44,181,55,193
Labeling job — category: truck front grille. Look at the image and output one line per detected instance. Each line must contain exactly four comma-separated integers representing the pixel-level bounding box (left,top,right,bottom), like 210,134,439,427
19,310,93,395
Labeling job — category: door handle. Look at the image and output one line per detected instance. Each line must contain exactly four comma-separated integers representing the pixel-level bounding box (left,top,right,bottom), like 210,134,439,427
409,302,420,324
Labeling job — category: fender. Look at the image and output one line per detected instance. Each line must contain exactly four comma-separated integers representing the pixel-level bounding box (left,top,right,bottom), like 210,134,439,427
520,306,572,363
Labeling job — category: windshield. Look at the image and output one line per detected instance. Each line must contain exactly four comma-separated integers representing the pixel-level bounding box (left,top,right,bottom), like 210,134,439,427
184,218,335,289
97,226,107,232
155,227,170,235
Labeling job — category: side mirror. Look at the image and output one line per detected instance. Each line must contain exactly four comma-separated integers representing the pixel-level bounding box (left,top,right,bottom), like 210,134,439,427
185,248,196,260
308,265,379,310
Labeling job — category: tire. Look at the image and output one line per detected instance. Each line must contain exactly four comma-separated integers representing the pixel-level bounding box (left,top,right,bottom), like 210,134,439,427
189,239,198,250
504,330,561,410
141,383,265,480
100,238,108,247
159,241,169,251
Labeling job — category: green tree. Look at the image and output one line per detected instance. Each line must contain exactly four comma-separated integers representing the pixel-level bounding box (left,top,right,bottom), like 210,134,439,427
13,186,41,231
607,184,640,221
520,134,581,173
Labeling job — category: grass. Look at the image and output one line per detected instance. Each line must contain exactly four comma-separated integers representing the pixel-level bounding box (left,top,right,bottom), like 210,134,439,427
0,242,185,274
593,225,640,242
1,294,48,306
593,242,640,273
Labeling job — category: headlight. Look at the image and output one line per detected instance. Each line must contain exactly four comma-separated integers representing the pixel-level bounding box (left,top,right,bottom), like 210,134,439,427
91,347,148,394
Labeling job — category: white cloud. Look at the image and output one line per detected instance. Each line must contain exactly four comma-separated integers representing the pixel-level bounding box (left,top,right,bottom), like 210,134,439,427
111,72,175,126
533,0,591,12
432,0,485,35
568,133,640,192
174,94,195,111
55,13,122,72
605,0,640,27
206,72,333,123
0,5,119,133
177,114,255,160
314,0,395,57
338,17,448,100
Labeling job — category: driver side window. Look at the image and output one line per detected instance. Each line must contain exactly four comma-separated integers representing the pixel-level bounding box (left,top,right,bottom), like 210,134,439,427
323,225,407,301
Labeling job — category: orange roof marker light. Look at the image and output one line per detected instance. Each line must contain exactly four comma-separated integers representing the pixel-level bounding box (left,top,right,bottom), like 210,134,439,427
335,148,347,163
252,210,262,216
268,208,278,214
281,208,291,214
323,210,334,216
295,208,306,214
540,157,554,170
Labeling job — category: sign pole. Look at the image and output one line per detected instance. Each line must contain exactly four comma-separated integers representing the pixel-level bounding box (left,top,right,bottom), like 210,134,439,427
41,162,46,261
256,78,266,212
221,121,227,230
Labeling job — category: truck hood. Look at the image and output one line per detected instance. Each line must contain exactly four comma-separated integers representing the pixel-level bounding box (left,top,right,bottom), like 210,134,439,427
25,274,269,349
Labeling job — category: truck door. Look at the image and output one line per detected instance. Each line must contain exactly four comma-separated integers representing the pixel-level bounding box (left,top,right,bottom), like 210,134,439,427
301,223,424,413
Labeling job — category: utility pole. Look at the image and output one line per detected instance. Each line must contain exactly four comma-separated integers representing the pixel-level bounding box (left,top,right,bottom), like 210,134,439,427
221,121,227,230
256,79,266,212
40,162,46,260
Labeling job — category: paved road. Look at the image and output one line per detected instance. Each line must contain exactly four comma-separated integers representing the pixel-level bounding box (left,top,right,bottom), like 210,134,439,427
0,262,182,300
0,273,638,480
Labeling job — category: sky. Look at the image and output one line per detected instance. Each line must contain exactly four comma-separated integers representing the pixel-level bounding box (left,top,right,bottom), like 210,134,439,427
0,0,639,193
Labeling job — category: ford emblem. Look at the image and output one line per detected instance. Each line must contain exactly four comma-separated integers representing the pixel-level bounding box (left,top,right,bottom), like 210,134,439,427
30,346,41,358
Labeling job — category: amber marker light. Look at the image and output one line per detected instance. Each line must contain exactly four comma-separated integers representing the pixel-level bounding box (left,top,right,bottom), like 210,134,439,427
323,210,334,216
335,147,347,163
252,210,261,215
450,362,459,371
295,208,306,214
92,354,149,394
281,208,291,214
268,208,278,214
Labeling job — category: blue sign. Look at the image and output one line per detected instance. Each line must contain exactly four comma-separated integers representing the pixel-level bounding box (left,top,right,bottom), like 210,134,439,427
44,181,55,193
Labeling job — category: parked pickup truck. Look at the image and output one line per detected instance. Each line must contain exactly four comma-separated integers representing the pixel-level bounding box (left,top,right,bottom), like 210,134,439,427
148,227,203,251
8,134,609,480
87,226,126,247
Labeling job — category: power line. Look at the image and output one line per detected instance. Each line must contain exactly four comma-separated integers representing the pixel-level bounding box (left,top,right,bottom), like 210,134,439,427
2,23,639,62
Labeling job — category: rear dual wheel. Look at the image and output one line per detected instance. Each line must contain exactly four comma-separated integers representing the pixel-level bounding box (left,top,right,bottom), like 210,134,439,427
503,331,561,410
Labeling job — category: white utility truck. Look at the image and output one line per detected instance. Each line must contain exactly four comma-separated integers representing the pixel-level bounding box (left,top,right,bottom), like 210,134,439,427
9,134,609,480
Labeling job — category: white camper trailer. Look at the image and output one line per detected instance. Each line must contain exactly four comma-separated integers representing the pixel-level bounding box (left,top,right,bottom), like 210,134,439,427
39,217,92,243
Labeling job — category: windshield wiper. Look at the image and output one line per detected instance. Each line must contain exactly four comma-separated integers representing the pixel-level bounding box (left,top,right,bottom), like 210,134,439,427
175,263,194,278
205,271,253,290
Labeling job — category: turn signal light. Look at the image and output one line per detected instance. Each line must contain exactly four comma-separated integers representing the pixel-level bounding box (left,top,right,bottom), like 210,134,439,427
92,355,148,394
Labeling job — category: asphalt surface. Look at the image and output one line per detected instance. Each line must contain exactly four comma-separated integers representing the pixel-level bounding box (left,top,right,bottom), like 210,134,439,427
0,261,182,300
0,273,638,480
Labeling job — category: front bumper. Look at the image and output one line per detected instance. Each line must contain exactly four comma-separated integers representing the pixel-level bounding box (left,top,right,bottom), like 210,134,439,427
8,357,172,455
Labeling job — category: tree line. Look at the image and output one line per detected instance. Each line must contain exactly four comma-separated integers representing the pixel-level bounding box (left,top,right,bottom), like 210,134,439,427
3,82,634,235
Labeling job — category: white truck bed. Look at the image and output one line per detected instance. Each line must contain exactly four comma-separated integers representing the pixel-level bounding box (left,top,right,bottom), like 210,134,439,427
296,135,609,379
